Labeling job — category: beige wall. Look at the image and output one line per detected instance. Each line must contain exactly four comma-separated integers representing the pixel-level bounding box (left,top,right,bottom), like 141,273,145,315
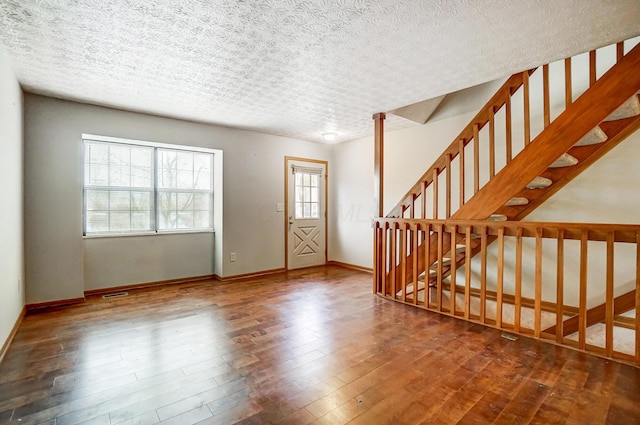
0,46,24,348
24,95,330,303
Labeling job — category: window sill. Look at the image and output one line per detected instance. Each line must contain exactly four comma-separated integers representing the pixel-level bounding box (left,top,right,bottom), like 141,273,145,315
83,229,215,239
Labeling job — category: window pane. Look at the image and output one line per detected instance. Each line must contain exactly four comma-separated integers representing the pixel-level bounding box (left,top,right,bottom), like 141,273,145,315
303,187,311,202
110,165,130,187
177,193,193,210
109,211,131,232
311,187,318,202
131,212,151,230
177,170,193,189
88,143,108,165
296,203,302,219
131,165,152,188
311,203,318,218
295,173,302,186
303,203,310,217
311,174,319,186
303,173,310,186
86,190,109,211
87,164,108,186
194,211,210,228
86,211,108,233
194,168,211,190
192,193,210,210
109,145,129,166
177,211,194,229
131,191,152,211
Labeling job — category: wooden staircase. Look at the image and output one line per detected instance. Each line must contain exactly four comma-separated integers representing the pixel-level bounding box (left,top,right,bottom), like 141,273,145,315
373,38,640,365
384,40,640,297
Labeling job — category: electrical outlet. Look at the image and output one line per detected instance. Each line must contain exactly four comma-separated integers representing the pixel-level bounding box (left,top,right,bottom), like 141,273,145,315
230,252,236,262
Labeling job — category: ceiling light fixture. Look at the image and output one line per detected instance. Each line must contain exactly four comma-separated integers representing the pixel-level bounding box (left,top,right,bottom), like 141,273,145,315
323,132,337,142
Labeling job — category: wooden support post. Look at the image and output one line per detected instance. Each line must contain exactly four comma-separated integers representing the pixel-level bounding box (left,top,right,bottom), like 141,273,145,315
373,113,386,217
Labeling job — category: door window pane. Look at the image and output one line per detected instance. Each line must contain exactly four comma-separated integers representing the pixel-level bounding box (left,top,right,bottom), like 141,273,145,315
294,169,321,219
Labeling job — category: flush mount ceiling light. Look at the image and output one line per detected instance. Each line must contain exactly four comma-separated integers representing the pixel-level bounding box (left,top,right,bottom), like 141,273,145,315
323,132,337,142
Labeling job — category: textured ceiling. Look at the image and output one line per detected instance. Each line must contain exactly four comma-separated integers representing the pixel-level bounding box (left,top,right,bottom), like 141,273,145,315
1,0,639,144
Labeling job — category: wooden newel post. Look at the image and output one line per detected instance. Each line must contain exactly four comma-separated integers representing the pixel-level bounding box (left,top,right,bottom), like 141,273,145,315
373,112,385,294
373,112,385,218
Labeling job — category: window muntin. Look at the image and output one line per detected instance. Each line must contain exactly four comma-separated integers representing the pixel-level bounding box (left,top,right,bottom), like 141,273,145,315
83,139,213,236
294,171,320,219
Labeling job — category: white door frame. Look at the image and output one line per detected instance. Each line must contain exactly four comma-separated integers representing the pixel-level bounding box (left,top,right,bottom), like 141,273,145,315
284,156,328,270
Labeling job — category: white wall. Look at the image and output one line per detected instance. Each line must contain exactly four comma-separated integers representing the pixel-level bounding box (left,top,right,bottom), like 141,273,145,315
0,46,24,348
330,112,475,268
24,95,330,303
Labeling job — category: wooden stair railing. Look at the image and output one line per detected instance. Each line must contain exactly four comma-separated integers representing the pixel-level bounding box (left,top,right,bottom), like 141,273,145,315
381,38,640,290
373,219,640,366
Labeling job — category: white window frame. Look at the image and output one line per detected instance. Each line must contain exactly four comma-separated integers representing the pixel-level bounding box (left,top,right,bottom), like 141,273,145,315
82,134,217,238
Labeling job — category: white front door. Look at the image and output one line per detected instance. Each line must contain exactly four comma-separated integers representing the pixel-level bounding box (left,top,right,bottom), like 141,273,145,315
286,158,327,270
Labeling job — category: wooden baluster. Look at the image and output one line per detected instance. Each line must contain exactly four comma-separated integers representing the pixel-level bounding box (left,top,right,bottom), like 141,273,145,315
505,95,513,163
489,109,496,178
565,57,572,107
617,41,624,63
556,229,565,343
424,224,431,308
400,223,407,302
605,231,614,356
480,226,487,323
446,154,451,218
579,229,588,349
450,224,457,315
515,228,523,332
543,64,550,128
433,168,439,219
409,196,415,219
636,231,640,363
465,226,472,319
389,223,396,299
421,181,427,219
589,50,597,86
459,139,465,206
496,227,504,327
412,224,419,306
381,223,388,296
473,124,480,194
534,227,543,337
437,224,443,311
523,71,531,146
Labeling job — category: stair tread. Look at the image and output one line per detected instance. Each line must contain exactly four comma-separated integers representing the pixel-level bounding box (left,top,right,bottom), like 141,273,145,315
604,94,640,122
504,197,529,207
526,176,552,189
488,214,507,221
574,126,608,147
549,153,578,168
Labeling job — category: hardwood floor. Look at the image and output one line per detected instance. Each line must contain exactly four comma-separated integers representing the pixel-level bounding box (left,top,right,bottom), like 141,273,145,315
1,265,639,425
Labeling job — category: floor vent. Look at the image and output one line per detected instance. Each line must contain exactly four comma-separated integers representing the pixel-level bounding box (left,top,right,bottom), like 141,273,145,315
501,333,518,341
102,292,129,299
